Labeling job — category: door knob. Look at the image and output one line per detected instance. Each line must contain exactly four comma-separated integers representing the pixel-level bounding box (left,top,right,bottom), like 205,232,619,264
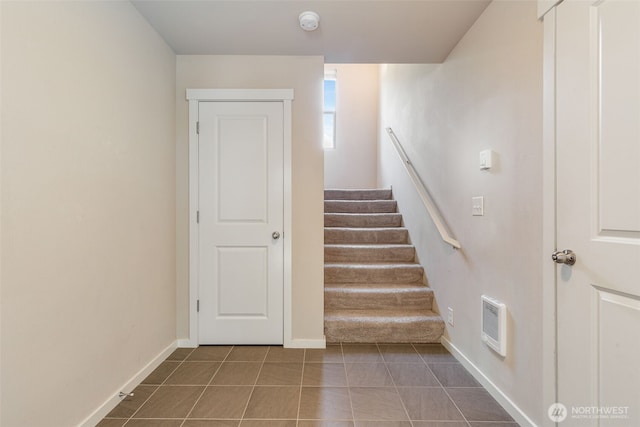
552,249,576,265
272,231,281,240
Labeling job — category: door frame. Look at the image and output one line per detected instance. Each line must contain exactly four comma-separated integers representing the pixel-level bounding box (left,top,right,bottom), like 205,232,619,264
541,2,560,425
185,88,294,348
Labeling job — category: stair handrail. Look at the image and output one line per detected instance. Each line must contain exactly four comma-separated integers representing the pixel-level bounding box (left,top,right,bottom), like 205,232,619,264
385,127,461,250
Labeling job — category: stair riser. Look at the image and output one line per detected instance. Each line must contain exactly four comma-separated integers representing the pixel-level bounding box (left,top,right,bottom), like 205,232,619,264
324,246,416,263
325,288,434,310
324,213,402,228
325,200,397,213
324,229,409,244
324,265,424,284
325,189,392,200
324,318,444,343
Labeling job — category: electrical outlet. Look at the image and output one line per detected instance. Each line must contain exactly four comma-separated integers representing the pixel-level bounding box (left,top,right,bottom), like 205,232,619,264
447,307,454,326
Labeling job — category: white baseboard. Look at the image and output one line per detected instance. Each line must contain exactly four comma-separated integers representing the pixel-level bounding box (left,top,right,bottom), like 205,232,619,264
177,337,325,349
177,338,326,349
285,337,326,349
177,338,198,348
78,341,178,427
440,337,537,427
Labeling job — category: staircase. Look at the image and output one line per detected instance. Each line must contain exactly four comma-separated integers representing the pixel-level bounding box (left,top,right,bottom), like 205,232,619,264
324,189,445,343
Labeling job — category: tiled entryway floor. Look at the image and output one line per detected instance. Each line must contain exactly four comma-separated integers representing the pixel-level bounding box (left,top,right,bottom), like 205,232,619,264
98,344,519,427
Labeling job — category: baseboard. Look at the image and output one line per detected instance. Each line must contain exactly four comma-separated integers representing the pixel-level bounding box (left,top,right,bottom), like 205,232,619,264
177,337,198,348
440,337,537,427
285,337,326,349
177,337,325,349
78,341,178,427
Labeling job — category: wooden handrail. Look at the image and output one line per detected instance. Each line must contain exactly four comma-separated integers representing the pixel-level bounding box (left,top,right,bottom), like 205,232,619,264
386,127,461,250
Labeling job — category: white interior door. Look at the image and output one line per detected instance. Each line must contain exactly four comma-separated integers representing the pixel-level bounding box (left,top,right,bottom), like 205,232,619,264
555,0,640,424
198,101,284,344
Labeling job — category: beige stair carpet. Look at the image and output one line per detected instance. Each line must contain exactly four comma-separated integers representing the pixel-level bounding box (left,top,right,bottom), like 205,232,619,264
324,189,445,343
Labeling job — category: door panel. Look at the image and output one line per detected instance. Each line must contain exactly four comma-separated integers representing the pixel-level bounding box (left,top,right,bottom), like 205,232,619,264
198,101,284,344
555,0,640,424
217,247,268,316
596,0,640,235
217,116,269,222
597,291,640,419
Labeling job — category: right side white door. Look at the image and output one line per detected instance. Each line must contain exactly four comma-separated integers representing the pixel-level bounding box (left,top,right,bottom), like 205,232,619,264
555,0,640,424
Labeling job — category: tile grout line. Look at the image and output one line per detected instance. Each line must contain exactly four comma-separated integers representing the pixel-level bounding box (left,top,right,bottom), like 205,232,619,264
415,343,472,427
122,347,196,426
340,342,357,425
295,348,306,426
380,343,415,427
237,346,270,423
178,345,233,427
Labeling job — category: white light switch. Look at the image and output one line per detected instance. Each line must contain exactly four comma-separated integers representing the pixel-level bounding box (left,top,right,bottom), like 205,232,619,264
472,196,484,216
479,149,494,170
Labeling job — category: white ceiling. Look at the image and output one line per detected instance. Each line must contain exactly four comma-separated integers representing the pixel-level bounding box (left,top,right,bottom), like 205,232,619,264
131,0,491,63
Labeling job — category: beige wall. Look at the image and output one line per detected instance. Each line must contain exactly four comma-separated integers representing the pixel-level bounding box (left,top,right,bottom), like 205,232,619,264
1,2,176,426
378,1,543,424
324,64,379,189
176,56,325,343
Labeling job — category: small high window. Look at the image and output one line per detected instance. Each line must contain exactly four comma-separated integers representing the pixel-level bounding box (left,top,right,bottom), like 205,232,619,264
323,71,337,149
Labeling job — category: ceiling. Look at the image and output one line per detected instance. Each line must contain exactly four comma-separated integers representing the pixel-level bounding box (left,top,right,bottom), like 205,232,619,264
131,0,491,63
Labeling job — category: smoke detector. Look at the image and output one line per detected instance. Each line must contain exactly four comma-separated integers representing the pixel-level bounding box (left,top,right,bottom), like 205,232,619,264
299,11,320,31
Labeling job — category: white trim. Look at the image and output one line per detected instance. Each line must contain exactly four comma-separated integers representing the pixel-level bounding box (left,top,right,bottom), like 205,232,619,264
538,0,563,20
186,88,294,347
286,337,326,349
542,7,558,427
282,98,294,348
324,68,337,80
186,88,294,102
177,338,197,348
186,97,200,348
78,341,177,427
441,337,537,427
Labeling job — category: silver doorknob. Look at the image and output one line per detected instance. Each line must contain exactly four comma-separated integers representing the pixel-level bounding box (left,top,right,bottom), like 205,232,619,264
272,231,281,240
552,249,576,265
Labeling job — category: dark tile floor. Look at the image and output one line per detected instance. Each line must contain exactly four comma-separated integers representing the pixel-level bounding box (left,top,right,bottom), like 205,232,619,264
98,344,519,427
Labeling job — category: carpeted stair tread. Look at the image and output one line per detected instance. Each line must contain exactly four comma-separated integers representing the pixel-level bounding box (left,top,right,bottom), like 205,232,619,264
325,284,434,310
324,261,418,265
324,189,392,200
325,200,397,213
325,244,416,263
324,309,444,343
324,227,409,244
324,282,431,289
324,263,424,284
324,213,402,228
325,244,415,248
325,308,440,320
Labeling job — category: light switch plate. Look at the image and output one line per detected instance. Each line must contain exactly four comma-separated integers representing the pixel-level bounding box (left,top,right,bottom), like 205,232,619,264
472,196,484,216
